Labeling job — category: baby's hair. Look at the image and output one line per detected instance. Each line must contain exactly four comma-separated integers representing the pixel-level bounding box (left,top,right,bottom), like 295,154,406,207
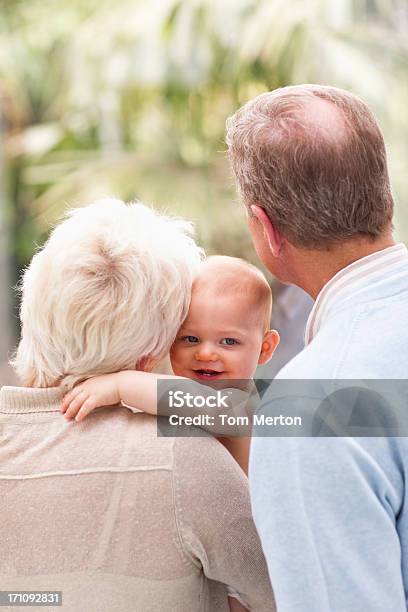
194,255,272,330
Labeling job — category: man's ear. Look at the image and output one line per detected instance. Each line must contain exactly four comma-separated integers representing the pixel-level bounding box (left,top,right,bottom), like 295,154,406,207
251,205,284,257
258,330,280,365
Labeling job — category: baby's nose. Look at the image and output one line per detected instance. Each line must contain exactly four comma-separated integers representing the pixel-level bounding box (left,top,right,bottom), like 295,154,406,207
194,344,219,362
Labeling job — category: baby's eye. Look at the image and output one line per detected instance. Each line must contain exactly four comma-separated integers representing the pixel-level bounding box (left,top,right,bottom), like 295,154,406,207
220,338,239,346
181,335,199,344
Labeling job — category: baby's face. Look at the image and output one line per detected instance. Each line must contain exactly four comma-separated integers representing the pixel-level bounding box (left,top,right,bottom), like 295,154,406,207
170,286,268,381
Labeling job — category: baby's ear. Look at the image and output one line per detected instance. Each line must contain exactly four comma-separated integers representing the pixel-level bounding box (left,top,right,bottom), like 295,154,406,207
135,356,156,372
258,330,280,365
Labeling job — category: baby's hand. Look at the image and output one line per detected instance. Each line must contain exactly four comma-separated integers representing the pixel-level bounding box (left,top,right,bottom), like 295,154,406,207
61,373,122,421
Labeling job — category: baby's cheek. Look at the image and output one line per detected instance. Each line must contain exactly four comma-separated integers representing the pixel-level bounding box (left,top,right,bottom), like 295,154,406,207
236,353,257,378
169,347,186,368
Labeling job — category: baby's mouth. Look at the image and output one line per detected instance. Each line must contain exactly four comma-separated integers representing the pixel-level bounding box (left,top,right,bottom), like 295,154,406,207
193,369,224,379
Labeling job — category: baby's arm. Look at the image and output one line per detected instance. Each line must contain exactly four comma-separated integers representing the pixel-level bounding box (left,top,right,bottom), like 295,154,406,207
61,370,176,421
61,372,254,440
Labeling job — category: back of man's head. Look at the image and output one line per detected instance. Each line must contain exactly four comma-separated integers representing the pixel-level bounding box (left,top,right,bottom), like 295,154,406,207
12,198,203,389
226,84,393,249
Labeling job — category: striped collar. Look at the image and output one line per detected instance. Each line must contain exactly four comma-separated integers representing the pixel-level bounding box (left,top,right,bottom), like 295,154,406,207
305,243,408,345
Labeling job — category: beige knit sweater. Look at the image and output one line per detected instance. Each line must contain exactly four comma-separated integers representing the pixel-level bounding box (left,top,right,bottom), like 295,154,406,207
0,386,275,612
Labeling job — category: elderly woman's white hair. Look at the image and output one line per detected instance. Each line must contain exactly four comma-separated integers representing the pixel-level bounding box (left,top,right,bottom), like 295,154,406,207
12,198,204,389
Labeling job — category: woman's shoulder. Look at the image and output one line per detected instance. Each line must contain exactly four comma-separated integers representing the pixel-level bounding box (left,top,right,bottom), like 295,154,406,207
173,434,248,505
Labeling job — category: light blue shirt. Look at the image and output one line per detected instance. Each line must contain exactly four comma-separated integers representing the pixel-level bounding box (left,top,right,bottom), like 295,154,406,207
250,244,408,611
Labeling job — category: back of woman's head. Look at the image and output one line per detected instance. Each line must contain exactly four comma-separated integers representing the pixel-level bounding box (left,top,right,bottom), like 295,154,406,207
12,198,204,389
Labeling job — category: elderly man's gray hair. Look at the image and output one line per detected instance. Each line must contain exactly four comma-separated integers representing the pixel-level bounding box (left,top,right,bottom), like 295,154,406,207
12,198,204,389
226,84,393,249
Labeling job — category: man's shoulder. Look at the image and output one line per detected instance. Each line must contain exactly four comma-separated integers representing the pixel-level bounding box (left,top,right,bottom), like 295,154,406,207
275,339,337,379
277,296,408,379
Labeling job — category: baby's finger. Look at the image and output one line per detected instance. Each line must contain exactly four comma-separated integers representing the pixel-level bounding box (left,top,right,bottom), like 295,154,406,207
64,391,88,420
61,385,85,413
75,397,98,422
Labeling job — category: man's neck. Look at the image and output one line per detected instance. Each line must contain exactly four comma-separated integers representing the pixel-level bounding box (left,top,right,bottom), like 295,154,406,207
287,233,396,300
